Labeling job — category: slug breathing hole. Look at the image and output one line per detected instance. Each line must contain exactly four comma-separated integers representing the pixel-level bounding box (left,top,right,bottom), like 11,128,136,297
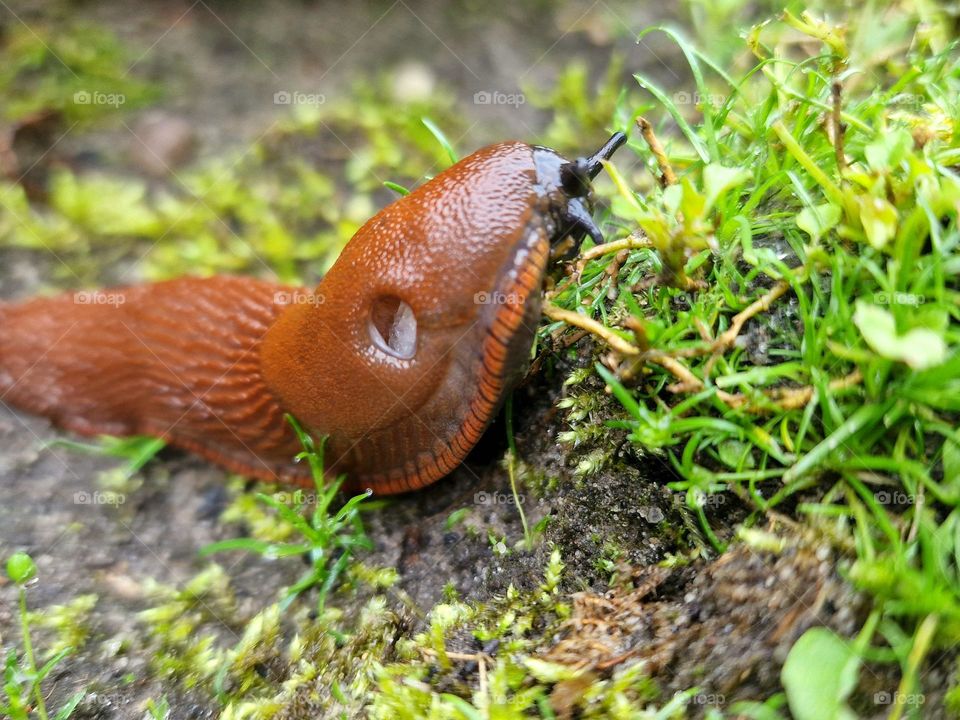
369,296,417,359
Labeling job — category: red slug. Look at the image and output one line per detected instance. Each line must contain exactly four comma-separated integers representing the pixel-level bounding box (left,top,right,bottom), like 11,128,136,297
0,132,625,494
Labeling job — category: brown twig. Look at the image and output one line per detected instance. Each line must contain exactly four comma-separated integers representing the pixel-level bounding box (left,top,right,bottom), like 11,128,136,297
648,277,795,360
543,303,641,356
545,296,863,413
721,369,863,411
580,234,654,262
831,81,848,174
636,116,677,187
418,647,491,663
547,260,862,414
575,234,653,280
712,278,792,351
556,328,589,349
643,349,705,393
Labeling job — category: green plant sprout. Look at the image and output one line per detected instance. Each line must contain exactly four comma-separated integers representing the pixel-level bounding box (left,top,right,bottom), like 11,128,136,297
48,436,166,480
504,393,533,550
200,415,375,614
1,553,85,720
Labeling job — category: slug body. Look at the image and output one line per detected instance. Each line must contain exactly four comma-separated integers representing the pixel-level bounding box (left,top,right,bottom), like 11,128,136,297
0,134,625,493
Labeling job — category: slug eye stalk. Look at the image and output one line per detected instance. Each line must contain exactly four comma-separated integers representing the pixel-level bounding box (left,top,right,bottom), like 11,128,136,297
553,131,627,248
559,131,628,197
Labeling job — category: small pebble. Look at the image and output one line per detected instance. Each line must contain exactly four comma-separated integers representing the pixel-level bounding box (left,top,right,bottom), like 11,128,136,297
129,111,196,177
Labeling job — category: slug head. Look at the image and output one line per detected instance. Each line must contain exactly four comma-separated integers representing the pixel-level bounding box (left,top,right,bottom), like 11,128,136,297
532,131,626,250
263,134,628,466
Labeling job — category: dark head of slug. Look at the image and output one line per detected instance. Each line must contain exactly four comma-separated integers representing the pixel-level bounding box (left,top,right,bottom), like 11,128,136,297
532,131,627,251
259,132,632,493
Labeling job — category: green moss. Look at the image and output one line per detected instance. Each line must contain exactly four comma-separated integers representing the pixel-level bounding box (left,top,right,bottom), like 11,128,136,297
0,21,158,125
26,593,98,660
130,538,668,718
138,564,238,686
219,478,298,545
0,65,461,286
594,540,624,578
361,546,665,717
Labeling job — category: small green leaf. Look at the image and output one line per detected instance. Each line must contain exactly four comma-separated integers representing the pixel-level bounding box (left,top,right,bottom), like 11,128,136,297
638,209,671,248
864,127,913,172
680,177,707,224
421,117,457,166
857,195,898,250
445,508,469,530
782,628,859,720
382,180,410,196
523,657,585,683
943,439,960,496
853,301,947,369
703,163,751,211
52,690,86,720
439,695,482,719
6,552,36,584
796,202,841,241
662,184,683,216
717,439,756,470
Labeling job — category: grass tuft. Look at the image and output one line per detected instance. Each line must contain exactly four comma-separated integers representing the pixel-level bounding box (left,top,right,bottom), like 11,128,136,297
200,415,374,615
545,9,960,712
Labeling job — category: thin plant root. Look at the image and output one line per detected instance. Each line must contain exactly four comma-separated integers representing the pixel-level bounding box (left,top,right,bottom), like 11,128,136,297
723,369,863,411
546,297,862,414
575,234,653,280
543,303,641,357
712,278,792,351
636,116,677,187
